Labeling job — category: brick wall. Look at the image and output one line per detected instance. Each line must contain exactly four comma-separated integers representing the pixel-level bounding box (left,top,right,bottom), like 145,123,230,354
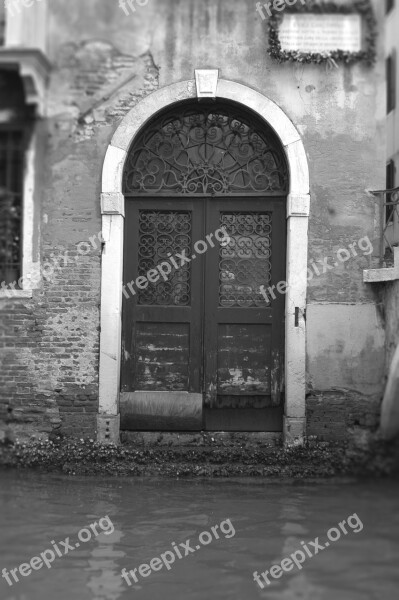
0,298,60,439
0,250,101,440
306,391,381,442
0,35,160,441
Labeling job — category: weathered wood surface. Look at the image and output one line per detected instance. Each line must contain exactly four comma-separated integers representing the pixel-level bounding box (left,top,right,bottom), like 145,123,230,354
217,323,271,394
134,323,189,391
120,392,203,430
204,407,283,432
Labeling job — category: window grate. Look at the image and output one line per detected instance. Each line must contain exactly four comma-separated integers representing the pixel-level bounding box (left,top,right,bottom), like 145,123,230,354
386,160,396,223
0,2,5,47
386,52,396,114
0,130,24,286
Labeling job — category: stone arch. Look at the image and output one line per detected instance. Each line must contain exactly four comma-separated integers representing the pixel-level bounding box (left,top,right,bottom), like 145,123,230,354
98,77,310,444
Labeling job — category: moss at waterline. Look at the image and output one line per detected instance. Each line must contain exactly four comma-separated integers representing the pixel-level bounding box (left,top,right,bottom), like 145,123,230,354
0,437,398,477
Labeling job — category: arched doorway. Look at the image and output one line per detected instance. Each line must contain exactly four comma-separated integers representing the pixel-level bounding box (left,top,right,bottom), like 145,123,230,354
120,100,288,431
98,77,310,444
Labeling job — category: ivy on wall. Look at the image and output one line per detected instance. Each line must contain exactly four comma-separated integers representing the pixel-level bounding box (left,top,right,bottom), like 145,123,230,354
268,0,377,66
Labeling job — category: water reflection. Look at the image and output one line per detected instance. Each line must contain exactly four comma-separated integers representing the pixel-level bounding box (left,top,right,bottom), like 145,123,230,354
0,473,398,600
85,527,125,600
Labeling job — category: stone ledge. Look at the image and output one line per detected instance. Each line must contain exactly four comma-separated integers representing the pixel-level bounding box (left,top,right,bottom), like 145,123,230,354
363,266,399,282
0,290,33,299
363,247,399,282
0,48,51,116
120,431,282,447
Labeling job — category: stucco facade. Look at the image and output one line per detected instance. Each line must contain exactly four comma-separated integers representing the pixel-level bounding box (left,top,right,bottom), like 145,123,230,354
0,0,388,442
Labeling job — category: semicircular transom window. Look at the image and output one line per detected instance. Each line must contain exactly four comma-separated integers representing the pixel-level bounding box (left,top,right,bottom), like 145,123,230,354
123,102,289,195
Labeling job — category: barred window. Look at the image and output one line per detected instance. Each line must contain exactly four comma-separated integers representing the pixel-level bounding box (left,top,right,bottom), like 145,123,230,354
386,159,396,223
0,71,34,287
0,130,24,284
0,1,5,47
386,52,396,114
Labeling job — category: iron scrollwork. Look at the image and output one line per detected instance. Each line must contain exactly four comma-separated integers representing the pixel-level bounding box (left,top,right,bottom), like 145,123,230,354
123,104,288,195
219,212,272,307
137,210,191,306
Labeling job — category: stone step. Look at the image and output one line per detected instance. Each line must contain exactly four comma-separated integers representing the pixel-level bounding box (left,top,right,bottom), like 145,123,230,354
120,431,282,448
120,431,286,466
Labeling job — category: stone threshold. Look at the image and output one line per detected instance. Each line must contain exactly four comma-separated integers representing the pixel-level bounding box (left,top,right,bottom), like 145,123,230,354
120,431,282,447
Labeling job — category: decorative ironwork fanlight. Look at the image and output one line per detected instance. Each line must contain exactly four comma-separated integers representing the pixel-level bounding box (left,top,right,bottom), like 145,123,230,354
123,101,288,195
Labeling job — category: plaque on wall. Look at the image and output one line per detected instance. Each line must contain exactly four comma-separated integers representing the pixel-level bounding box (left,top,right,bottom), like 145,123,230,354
268,2,377,66
279,14,362,54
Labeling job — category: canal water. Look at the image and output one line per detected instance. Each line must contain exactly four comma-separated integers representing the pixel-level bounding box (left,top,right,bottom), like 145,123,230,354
0,472,398,600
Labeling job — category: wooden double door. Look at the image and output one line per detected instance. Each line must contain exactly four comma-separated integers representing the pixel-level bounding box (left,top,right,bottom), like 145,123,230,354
121,196,286,431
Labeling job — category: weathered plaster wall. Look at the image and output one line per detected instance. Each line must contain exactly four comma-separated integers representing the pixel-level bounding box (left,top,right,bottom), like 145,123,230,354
306,303,385,395
0,0,387,439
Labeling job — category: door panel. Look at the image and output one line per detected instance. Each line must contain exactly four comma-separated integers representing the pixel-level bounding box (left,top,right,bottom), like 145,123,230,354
134,322,190,391
203,198,286,431
203,407,283,432
121,197,286,432
217,323,272,395
121,199,203,395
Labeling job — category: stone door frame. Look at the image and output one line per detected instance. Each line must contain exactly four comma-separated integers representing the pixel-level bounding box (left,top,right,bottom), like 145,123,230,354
98,75,310,444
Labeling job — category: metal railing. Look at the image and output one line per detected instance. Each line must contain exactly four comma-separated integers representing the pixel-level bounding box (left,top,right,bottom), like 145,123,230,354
370,187,399,266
